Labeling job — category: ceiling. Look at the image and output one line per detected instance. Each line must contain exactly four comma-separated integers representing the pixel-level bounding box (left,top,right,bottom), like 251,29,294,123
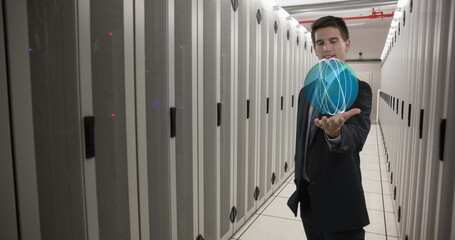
275,0,399,60
275,0,396,30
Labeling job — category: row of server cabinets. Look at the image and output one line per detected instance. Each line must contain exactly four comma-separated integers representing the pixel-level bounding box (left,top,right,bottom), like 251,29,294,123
0,0,318,239
379,0,455,239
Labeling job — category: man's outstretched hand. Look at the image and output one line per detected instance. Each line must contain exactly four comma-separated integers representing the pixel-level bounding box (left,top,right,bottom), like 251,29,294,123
314,108,361,139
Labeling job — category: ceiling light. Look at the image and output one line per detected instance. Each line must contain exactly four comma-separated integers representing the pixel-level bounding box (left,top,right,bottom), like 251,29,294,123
346,22,366,27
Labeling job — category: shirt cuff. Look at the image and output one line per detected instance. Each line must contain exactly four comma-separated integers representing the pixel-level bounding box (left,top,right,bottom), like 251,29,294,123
324,132,342,149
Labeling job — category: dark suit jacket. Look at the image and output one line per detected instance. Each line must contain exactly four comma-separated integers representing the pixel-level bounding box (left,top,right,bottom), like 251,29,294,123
288,80,372,232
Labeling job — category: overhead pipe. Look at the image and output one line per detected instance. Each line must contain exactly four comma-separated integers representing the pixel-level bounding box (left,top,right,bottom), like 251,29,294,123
298,8,394,24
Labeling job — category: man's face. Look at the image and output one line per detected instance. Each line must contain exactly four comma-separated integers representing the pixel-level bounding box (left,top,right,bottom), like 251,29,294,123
314,26,350,62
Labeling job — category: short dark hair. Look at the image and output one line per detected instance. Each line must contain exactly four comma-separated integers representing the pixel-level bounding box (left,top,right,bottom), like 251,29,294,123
311,16,349,45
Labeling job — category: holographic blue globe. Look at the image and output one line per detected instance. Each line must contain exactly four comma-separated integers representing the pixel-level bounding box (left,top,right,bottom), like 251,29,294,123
304,58,359,115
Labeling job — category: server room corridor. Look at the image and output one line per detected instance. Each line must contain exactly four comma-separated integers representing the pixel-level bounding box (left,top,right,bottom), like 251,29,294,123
230,125,400,240
1,0,454,240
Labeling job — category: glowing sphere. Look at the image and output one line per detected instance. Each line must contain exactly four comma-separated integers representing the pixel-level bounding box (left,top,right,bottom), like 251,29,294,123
303,58,359,115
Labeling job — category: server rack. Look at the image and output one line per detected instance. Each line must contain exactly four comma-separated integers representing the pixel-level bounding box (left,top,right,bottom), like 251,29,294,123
380,0,455,239
2,0,318,239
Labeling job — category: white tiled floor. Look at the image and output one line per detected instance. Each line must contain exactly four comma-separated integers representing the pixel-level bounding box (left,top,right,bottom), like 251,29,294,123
230,125,400,240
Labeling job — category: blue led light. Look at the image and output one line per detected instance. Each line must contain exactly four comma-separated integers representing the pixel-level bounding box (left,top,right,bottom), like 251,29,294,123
152,98,159,108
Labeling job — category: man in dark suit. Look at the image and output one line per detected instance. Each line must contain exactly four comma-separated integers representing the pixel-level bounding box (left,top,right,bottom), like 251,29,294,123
287,16,372,240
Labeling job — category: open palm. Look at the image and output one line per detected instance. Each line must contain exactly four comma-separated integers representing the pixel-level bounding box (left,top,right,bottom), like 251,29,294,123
314,108,361,138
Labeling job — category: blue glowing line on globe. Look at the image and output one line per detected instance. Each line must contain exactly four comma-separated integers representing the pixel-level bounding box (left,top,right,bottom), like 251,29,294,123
304,58,359,115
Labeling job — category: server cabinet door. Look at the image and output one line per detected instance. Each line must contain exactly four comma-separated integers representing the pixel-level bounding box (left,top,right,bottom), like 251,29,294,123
246,0,259,217
275,12,285,185
0,1,19,238
256,0,268,207
435,1,455,238
409,1,429,238
6,0,86,239
200,0,221,239
281,19,291,181
279,14,290,184
136,0,174,239
268,9,278,193
220,0,235,238
422,0,454,238
288,25,297,173
260,0,274,199
175,0,199,239
88,0,139,238
235,0,249,228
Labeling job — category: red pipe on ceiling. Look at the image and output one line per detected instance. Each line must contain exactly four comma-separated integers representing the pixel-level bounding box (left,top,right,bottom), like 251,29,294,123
298,8,394,24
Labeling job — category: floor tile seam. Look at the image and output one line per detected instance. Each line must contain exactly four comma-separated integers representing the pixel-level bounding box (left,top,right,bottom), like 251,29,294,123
366,207,394,213
382,210,395,213
364,190,388,195
361,160,382,163
365,230,387,235
234,214,261,240
365,192,383,196
362,170,383,174
386,233,400,237
362,177,382,181
375,125,390,239
367,206,386,211
269,174,294,199
368,208,386,213
256,174,294,215
363,178,382,182
274,195,290,199
237,175,293,239
260,213,302,222
361,167,382,171
365,232,388,237
256,193,281,215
